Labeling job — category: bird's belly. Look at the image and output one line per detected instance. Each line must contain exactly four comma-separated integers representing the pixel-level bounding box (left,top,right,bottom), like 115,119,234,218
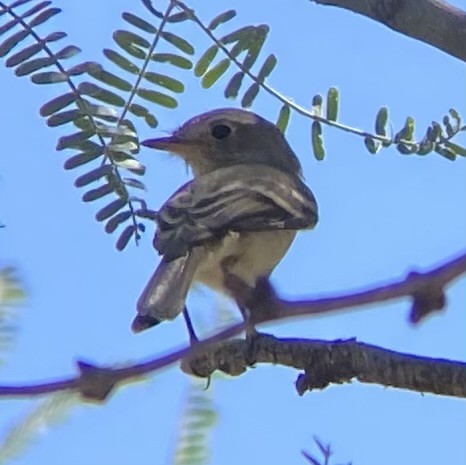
193,230,296,295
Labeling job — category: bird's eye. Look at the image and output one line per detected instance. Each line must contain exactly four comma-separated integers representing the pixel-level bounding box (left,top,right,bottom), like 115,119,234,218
211,124,231,140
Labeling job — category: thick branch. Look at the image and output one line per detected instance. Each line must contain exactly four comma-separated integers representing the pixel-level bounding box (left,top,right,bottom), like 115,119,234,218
181,334,466,398
312,0,466,62
0,251,464,401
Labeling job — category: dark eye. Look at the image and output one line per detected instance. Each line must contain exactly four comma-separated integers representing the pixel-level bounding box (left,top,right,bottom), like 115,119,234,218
211,124,231,140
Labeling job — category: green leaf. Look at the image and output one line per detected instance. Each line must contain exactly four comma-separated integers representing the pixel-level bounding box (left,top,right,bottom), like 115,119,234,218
106,149,137,164
137,88,178,108
87,65,132,92
257,54,277,82
397,143,414,155
416,139,434,156
0,18,21,38
72,117,94,132
7,1,50,27
144,113,158,128
167,11,191,23
82,183,114,202
311,94,323,117
208,10,236,30
123,178,146,190
275,105,291,134
96,198,127,221
56,130,95,150
426,123,441,142
224,72,244,99
95,122,135,138
326,87,339,122
75,165,113,189
107,141,138,152
78,82,125,107
375,107,388,137
364,137,381,154
0,30,31,57
114,29,150,49
449,108,461,128
56,45,81,59
105,211,132,233
43,31,67,42
220,25,254,45
116,225,136,250
242,25,268,70
28,7,61,27
128,103,148,117
201,58,230,88
144,72,184,93
105,126,138,148
150,53,192,69
229,36,251,58
394,116,415,142
67,61,98,76
444,141,466,157
15,56,55,76
161,31,195,55
104,48,140,74
442,115,455,137
46,109,82,127
80,101,119,122
114,37,147,60
5,43,42,67
434,146,456,161
114,157,145,175
194,45,218,77
311,121,325,160
31,71,68,84
63,149,104,170
242,45,261,72
241,83,259,108
122,12,157,34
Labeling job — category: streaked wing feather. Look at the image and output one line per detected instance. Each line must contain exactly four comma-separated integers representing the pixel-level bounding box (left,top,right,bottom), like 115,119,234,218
155,165,318,260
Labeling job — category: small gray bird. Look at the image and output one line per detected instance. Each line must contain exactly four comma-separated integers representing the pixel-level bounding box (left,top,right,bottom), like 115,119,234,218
132,108,318,336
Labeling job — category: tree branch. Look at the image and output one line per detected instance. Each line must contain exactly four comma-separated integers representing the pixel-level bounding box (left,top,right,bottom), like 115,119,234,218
0,251,464,401
227,251,466,326
311,0,466,62
181,334,466,398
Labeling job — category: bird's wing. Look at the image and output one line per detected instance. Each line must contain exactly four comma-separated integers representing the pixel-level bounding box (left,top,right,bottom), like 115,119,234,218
155,164,318,260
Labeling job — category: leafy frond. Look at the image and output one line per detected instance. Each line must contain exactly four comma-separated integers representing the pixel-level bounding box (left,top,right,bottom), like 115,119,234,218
0,0,196,249
0,392,80,463
172,382,217,465
0,267,24,366
363,107,466,160
191,9,274,110
176,2,466,161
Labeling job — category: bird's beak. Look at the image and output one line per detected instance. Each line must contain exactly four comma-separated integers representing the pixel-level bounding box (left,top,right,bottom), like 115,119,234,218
142,135,186,153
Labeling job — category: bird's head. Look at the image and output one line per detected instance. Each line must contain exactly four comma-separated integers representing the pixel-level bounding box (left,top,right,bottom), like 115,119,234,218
142,108,303,177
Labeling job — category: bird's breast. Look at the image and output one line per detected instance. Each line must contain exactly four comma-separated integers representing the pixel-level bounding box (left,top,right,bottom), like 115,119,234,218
193,229,296,295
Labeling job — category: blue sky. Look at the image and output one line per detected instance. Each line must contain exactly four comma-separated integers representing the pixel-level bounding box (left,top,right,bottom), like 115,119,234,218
1,1,465,464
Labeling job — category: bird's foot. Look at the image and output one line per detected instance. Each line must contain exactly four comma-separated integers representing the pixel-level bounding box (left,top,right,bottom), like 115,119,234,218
183,307,200,345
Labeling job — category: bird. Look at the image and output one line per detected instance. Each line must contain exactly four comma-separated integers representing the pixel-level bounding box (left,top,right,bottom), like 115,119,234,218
132,108,318,339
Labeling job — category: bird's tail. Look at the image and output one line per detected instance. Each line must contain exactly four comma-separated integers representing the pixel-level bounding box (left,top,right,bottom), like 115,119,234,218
132,248,204,333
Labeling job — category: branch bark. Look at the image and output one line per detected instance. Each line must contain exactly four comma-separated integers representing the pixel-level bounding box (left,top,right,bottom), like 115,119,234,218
181,334,466,397
311,0,466,62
